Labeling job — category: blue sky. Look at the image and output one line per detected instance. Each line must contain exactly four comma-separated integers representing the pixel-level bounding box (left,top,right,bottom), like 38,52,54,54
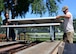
1,0,76,19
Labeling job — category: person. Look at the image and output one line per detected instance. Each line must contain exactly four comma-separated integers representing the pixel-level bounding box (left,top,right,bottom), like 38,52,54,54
56,6,74,43
3,13,16,41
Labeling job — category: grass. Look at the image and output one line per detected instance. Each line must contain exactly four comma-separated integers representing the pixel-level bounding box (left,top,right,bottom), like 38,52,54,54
1,32,76,43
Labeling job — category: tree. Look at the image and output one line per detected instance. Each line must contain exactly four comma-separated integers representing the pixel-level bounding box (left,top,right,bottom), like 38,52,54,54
73,19,76,32
0,0,4,25
0,16,2,25
0,0,63,19
15,0,63,17
0,0,4,16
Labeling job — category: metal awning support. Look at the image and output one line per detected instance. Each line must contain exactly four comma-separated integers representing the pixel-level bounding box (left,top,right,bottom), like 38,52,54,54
1,17,62,41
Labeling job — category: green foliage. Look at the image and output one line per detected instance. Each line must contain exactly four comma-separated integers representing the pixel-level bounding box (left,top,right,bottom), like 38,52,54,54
0,16,2,22
0,0,4,16
0,0,3,25
73,19,76,32
31,0,62,16
15,0,30,17
0,16,2,25
57,0,63,3
31,0,63,16
46,0,58,16
31,0,46,16
0,0,4,11
0,0,63,18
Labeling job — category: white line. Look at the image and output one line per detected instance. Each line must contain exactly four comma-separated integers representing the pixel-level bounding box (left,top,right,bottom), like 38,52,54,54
8,17,56,21
1,23,60,28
